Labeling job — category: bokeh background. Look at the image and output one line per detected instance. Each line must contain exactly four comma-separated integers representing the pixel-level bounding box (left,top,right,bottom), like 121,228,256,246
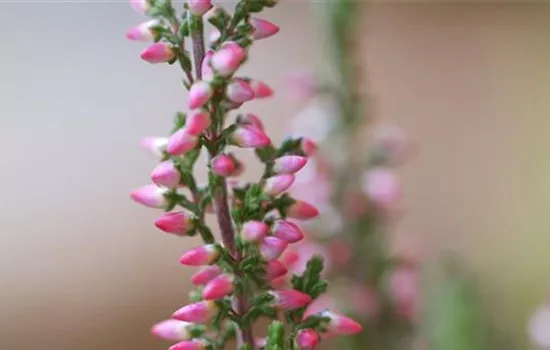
1,1,550,349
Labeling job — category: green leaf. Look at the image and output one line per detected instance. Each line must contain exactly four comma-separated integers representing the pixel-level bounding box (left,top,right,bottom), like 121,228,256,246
206,6,231,31
255,145,277,163
172,112,186,133
179,52,192,73
277,137,303,157
266,321,285,350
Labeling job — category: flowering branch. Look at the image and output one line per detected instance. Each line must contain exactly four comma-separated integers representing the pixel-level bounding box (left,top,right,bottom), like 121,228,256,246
126,0,362,349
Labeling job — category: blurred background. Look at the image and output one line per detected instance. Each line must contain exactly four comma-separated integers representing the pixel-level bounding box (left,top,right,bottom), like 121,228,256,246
1,1,550,349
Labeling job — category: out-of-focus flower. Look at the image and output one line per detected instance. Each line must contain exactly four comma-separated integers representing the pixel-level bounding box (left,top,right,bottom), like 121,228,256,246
289,98,338,143
529,302,550,349
362,167,401,208
389,266,419,321
284,69,318,102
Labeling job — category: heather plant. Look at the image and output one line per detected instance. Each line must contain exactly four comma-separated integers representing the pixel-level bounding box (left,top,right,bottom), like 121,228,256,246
127,0,361,349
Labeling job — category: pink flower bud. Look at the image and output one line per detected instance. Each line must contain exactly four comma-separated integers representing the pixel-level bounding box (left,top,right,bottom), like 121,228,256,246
179,244,220,266
284,69,318,102
140,42,175,64
185,109,211,135
241,220,269,243
188,81,213,109
201,50,215,81
295,329,319,350
173,300,217,323
362,167,401,208
273,156,308,174
273,220,304,243
248,79,274,99
211,154,240,177
155,211,194,235
226,78,255,103
264,174,295,196
269,290,312,310
130,0,151,14
250,17,280,40
202,273,234,300
151,160,181,188
211,43,246,77
239,113,264,131
130,185,169,209
300,138,318,156
126,20,160,41
169,340,208,350
187,0,212,16
167,129,199,156
232,125,271,148
319,311,363,335
286,200,319,220
260,236,288,261
191,265,222,285
151,320,192,341
266,260,287,280
141,136,168,158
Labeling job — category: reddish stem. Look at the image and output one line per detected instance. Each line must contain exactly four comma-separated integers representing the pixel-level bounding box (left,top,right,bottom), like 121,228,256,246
190,22,254,350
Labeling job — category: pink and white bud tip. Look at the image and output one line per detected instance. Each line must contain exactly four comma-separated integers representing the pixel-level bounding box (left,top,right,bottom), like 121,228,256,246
172,300,217,323
188,81,213,109
179,244,220,266
140,42,175,64
264,174,295,196
130,185,169,209
273,155,308,174
202,274,235,300
154,211,194,236
232,125,271,149
260,236,288,261
241,220,269,243
126,20,160,42
151,320,192,341
319,310,363,335
141,136,168,158
167,129,199,156
191,265,222,285
273,220,304,243
269,289,313,310
151,160,181,188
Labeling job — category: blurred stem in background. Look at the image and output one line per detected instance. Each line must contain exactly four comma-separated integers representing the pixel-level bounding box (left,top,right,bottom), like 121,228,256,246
285,1,509,350
309,1,416,349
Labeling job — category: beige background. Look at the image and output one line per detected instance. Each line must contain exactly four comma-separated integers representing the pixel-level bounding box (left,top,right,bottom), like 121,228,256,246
1,2,550,349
